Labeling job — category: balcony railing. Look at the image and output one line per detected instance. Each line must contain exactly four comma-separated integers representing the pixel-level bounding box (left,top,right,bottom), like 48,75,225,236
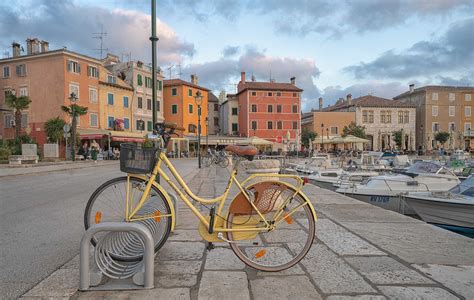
464,130,474,137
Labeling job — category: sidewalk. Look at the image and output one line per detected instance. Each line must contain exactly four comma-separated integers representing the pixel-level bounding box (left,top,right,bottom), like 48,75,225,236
21,164,474,299
0,160,119,177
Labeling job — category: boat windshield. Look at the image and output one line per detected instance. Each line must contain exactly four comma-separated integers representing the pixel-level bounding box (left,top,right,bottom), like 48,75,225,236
406,161,441,174
449,176,474,194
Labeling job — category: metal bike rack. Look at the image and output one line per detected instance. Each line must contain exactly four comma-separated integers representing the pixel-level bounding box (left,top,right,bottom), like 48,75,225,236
80,222,155,291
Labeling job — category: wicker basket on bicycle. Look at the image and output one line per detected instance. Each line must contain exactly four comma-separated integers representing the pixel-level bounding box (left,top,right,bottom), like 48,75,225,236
229,182,289,215
119,143,160,174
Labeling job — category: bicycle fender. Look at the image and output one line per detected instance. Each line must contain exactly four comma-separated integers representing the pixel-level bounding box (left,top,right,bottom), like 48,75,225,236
129,174,177,231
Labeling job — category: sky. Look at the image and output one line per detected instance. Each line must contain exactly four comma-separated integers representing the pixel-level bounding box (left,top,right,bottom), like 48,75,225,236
1,0,473,111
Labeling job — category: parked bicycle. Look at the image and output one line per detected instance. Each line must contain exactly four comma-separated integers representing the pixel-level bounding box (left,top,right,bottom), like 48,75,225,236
203,148,230,168
84,122,317,271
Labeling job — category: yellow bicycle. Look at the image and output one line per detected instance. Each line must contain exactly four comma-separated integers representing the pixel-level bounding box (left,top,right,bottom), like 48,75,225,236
84,123,317,271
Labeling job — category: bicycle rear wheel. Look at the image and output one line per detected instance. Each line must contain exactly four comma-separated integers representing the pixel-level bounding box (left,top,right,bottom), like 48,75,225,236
218,156,230,168
226,182,315,271
84,176,172,262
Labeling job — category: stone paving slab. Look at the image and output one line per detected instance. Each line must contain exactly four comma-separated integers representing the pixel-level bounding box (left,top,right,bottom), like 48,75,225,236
21,268,78,298
198,271,249,300
250,276,322,299
158,242,205,261
412,264,474,299
75,288,190,299
204,247,246,270
377,286,459,299
326,296,387,300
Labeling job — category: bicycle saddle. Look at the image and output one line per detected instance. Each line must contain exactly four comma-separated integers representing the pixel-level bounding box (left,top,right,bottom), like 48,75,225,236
225,145,257,161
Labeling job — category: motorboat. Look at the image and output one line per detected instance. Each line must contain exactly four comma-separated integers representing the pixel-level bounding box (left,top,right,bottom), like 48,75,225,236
403,176,474,233
336,161,460,215
308,170,379,191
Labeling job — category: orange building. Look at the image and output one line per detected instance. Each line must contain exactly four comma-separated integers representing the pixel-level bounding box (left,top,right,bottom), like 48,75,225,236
0,39,101,148
237,72,302,150
302,111,356,137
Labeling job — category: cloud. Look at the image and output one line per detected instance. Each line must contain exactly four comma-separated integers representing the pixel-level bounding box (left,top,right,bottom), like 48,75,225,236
344,18,474,81
0,0,195,64
222,46,240,57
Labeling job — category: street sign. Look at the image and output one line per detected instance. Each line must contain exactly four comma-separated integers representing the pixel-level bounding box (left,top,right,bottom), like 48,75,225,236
63,133,70,139
63,124,71,133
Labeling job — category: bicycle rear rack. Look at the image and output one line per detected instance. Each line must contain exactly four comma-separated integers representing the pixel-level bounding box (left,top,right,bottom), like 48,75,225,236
79,222,155,291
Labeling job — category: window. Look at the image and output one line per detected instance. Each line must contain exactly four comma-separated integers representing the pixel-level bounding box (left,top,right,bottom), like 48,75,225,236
232,107,238,115
21,113,28,128
398,111,403,124
251,121,257,130
466,94,472,101
156,100,160,112
432,122,440,132
368,111,374,123
363,111,368,123
137,74,143,86
432,93,438,101
107,75,116,84
251,104,257,112
145,77,152,88
381,111,391,123
3,66,10,78
293,122,298,130
4,114,13,128
88,66,99,78
69,84,79,99
277,92,281,97
449,106,455,117
466,106,472,117
214,117,219,126
449,122,456,132
189,104,193,113
267,121,273,129
67,60,79,73
268,105,273,113
277,105,282,113
268,92,273,97
172,104,178,114
172,88,177,96
232,123,238,132
188,89,192,97
292,105,298,113
124,118,130,129
147,121,152,131
277,121,282,129
137,97,143,109
432,106,438,117
108,116,115,129
136,120,145,131
107,93,114,105
19,87,28,96
123,96,129,108
403,111,409,124
214,104,218,111
293,93,297,97
251,91,256,96
90,113,98,127
362,110,374,123
147,98,152,110
89,88,97,103
465,123,472,132
188,124,196,133
330,127,338,134
157,80,162,91
449,93,455,102
4,89,13,98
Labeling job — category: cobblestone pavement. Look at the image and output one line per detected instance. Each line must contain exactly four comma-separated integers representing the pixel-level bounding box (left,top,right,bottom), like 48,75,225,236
21,160,474,299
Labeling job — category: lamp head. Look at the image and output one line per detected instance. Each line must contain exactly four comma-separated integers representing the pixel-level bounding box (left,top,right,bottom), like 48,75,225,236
194,90,203,106
69,92,78,103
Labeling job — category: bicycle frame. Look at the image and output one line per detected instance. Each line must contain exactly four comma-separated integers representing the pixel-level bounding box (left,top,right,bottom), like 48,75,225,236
125,151,316,234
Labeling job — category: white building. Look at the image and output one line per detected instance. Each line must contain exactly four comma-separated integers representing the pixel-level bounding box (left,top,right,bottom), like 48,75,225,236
219,93,239,136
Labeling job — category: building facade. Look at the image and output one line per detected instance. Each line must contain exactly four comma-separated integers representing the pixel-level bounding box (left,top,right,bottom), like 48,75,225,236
220,93,239,136
105,55,164,133
328,95,416,151
302,111,355,138
0,39,101,146
394,85,474,151
207,92,220,135
237,72,302,149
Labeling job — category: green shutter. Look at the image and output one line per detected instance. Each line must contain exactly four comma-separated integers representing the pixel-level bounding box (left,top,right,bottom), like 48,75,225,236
147,121,152,131
172,105,178,114
137,74,142,86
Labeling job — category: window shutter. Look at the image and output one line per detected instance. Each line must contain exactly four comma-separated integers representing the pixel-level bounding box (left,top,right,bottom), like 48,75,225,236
67,60,71,71
77,63,81,73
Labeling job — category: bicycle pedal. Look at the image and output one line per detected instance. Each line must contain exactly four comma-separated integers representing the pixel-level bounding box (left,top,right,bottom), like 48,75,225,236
207,242,215,251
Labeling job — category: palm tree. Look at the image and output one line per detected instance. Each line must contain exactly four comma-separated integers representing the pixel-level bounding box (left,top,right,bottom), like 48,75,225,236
44,117,66,143
5,93,32,139
62,103,88,161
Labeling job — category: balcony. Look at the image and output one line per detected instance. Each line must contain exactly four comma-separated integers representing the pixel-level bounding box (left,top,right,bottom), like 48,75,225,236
464,130,474,137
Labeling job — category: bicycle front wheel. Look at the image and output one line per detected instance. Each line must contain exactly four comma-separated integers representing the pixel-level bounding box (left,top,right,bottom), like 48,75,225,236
218,156,230,168
226,182,315,271
84,176,172,261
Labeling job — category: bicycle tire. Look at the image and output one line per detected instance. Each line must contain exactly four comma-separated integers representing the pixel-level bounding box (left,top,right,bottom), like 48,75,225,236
218,156,230,168
226,182,315,271
84,176,172,262
203,156,212,167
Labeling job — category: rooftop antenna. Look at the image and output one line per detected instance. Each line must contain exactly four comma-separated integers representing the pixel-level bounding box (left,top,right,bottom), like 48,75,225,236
2,49,9,58
167,65,174,79
92,24,108,59
176,64,182,78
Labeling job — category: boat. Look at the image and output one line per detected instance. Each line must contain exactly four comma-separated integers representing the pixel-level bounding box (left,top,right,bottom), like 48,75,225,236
336,161,460,215
403,176,474,233
308,170,379,191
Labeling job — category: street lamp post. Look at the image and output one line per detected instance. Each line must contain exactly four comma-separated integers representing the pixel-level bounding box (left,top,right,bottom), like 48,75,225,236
205,117,209,151
194,91,203,168
321,123,324,152
69,92,78,161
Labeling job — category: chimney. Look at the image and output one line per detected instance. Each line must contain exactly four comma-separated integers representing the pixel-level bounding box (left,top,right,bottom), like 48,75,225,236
241,71,246,83
290,77,296,85
40,40,49,52
31,38,40,54
12,42,21,57
26,38,33,55
346,93,352,104
409,83,415,93
190,74,198,85
318,97,323,111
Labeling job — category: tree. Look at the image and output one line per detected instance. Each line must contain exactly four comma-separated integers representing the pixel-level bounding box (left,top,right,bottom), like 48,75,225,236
342,122,366,138
301,127,317,148
434,131,450,148
392,130,403,149
44,117,66,143
62,103,88,161
5,93,32,139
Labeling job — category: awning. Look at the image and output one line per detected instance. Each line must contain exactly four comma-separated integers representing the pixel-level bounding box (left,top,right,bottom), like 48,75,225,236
110,130,145,143
77,128,109,140
112,137,144,143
